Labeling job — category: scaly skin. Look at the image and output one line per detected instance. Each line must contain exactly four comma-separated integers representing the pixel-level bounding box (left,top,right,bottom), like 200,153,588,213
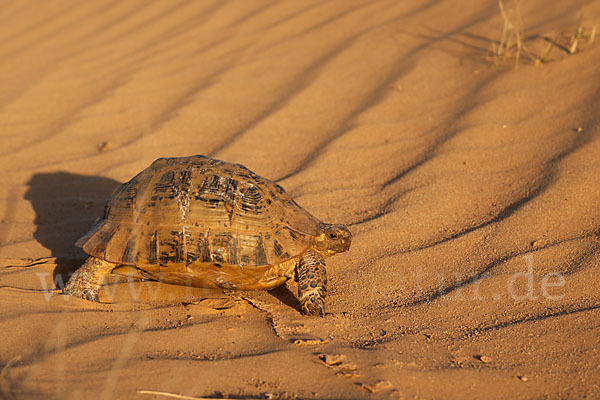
63,256,116,301
297,249,327,317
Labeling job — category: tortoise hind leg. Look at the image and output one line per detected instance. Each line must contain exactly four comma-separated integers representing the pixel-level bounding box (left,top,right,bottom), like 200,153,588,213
63,256,116,302
297,250,327,317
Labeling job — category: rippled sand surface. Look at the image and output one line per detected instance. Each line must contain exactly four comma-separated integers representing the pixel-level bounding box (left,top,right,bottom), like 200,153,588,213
2,1,600,398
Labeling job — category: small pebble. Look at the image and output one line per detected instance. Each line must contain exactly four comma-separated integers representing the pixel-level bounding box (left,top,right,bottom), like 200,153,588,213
200,298,235,310
336,370,361,378
451,356,469,366
98,141,111,152
293,338,324,346
475,355,492,363
361,380,393,393
319,353,346,366
337,363,357,372
518,375,529,382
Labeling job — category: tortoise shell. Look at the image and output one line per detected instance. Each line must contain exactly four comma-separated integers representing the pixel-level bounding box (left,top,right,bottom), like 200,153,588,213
77,155,321,273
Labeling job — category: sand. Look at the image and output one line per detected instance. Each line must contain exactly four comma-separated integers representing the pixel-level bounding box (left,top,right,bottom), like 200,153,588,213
1,0,600,398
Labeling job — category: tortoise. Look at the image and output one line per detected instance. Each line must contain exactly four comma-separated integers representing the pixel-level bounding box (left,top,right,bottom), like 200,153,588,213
63,155,351,316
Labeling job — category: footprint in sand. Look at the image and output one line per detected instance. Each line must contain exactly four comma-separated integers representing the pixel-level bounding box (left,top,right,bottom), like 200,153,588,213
237,289,395,395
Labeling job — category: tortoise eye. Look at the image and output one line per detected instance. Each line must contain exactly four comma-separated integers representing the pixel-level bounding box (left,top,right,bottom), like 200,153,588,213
328,233,337,239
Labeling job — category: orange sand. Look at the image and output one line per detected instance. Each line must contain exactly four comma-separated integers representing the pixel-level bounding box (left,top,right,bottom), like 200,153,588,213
1,1,600,399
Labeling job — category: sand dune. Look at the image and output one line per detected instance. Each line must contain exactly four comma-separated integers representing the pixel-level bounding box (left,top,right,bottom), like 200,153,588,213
2,0,600,398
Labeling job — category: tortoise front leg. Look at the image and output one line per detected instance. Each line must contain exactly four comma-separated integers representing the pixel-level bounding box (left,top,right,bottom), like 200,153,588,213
297,250,327,317
63,256,116,302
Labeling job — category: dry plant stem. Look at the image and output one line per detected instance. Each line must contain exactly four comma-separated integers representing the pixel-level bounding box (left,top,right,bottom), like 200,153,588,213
496,0,523,67
137,390,224,400
537,43,554,65
513,0,523,68
498,0,510,56
0,356,22,380
570,27,582,54
0,355,22,399
569,13,599,54
570,14,584,54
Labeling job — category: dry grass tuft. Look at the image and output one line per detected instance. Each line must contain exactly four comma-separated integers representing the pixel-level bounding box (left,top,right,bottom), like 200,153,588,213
492,2,597,67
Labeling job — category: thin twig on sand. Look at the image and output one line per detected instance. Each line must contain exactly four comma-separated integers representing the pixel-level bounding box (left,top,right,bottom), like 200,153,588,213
137,389,225,400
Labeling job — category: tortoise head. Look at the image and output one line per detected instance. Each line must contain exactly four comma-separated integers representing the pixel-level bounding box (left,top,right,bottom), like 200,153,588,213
313,223,352,257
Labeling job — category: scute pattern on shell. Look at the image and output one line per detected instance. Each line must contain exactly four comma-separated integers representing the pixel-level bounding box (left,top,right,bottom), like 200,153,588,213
78,155,321,269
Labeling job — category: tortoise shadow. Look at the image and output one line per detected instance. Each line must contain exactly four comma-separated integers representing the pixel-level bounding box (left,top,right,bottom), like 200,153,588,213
268,284,301,312
25,172,121,289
